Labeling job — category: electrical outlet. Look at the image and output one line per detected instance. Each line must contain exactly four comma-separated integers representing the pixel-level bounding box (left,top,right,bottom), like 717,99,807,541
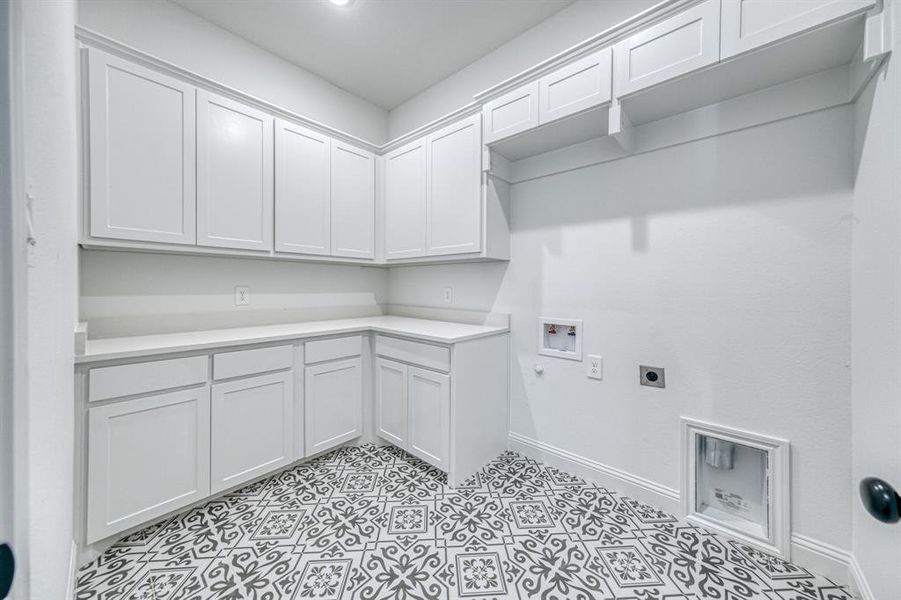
443,286,453,304
586,355,603,380
235,286,250,306
640,365,665,388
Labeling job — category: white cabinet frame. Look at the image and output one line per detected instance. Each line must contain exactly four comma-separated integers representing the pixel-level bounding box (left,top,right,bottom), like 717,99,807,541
482,81,540,144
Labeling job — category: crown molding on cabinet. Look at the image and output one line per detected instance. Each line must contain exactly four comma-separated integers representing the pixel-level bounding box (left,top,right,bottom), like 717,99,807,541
471,0,696,105
74,26,384,154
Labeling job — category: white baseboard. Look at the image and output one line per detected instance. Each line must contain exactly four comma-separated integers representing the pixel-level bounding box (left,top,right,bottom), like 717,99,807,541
849,555,875,600
507,431,855,589
790,533,852,587
507,431,680,515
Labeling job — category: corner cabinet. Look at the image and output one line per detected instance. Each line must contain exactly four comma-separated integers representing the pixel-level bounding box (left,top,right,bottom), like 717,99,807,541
330,142,376,259
381,113,508,263
374,333,508,484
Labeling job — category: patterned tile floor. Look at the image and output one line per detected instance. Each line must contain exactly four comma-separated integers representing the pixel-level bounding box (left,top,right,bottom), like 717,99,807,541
76,444,852,600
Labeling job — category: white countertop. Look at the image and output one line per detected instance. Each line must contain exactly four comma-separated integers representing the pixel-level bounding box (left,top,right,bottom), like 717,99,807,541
76,316,508,364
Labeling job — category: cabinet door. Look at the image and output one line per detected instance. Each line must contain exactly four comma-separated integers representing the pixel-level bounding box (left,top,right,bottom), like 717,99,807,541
384,140,427,260
275,120,331,255
539,48,612,125
482,81,540,144
427,115,482,256
87,49,196,245
304,358,362,455
197,90,274,251
87,387,210,542
375,358,407,447
211,371,293,494
330,141,375,259
614,0,720,97
721,0,874,59
407,367,450,470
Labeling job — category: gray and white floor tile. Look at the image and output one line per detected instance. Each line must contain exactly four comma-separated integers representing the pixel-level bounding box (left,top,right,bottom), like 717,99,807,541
76,445,852,599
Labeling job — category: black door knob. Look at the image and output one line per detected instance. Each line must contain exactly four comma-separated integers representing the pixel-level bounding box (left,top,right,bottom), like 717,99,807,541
859,477,901,524
0,544,14,599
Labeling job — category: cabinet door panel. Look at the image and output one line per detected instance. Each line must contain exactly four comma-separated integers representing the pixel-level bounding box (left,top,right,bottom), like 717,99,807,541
304,358,362,455
88,49,196,245
331,142,375,259
87,387,210,542
482,81,540,144
197,90,274,251
614,0,720,97
211,372,293,494
407,367,449,470
376,358,407,447
427,115,482,256
721,0,874,59
384,141,427,260
275,120,331,255
539,48,612,124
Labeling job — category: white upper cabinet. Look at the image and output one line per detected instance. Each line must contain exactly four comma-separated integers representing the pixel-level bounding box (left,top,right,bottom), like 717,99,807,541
196,90,274,251
482,81,540,144
87,49,196,245
426,114,482,256
721,0,875,59
330,141,375,259
539,48,612,124
383,140,428,260
614,0,721,97
275,120,331,255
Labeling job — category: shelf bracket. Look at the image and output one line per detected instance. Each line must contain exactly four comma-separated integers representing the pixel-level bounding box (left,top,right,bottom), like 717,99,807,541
608,99,635,154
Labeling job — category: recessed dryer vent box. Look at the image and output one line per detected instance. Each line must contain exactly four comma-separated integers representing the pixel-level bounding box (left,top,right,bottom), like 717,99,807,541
681,418,790,558
537,317,582,361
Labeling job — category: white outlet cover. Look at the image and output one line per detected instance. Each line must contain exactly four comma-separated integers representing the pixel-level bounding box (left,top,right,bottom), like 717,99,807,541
587,354,603,380
235,286,250,306
443,286,453,304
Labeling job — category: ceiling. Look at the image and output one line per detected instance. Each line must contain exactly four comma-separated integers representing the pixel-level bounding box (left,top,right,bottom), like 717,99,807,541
171,0,576,110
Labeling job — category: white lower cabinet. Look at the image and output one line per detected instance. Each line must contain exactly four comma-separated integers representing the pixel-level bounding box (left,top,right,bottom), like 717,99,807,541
375,357,408,447
211,371,293,494
87,386,211,543
304,357,363,455
375,353,449,471
407,367,450,470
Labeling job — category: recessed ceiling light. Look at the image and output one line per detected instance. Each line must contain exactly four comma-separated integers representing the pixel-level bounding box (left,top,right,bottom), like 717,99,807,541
328,0,355,6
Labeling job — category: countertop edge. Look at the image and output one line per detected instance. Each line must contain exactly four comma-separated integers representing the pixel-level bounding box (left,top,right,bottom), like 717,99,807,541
75,322,509,365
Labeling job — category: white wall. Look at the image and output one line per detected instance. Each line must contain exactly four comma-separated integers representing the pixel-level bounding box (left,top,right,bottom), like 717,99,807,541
389,107,854,551
20,0,79,597
849,0,901,593
78,0,388,144
80,251,389,338
387,0,656,138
